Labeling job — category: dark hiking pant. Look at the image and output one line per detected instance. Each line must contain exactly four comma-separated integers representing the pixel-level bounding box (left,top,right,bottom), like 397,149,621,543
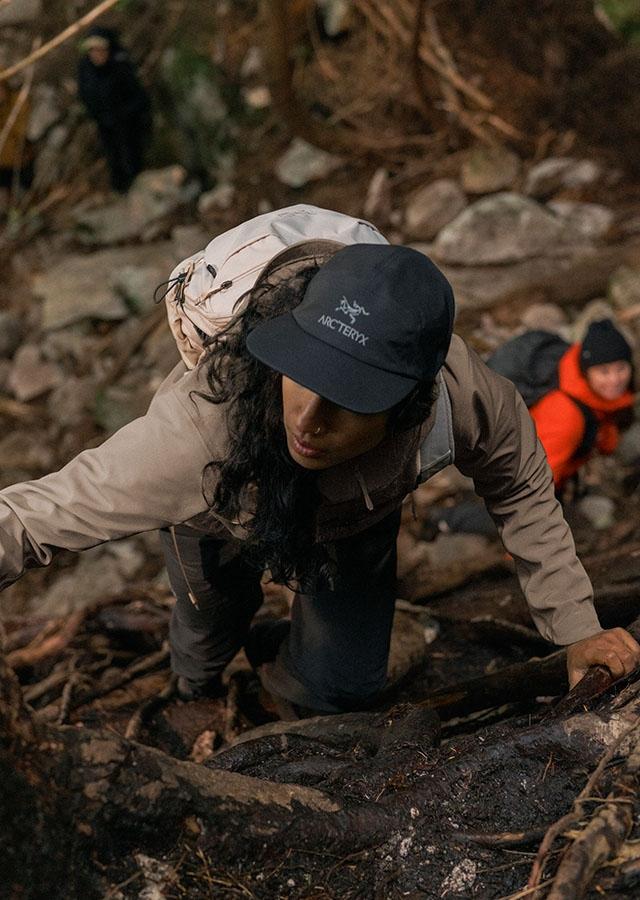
98,111,150,193
161,509,401,713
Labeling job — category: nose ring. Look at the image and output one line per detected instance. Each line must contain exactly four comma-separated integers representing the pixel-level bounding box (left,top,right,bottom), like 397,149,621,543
313,426,321,436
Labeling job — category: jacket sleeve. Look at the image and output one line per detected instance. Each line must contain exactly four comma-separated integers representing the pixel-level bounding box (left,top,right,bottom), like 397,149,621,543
444,335,601,645
0,366,220,592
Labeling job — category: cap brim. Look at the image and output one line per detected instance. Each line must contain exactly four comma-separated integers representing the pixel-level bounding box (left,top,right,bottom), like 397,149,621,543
246,313,417,414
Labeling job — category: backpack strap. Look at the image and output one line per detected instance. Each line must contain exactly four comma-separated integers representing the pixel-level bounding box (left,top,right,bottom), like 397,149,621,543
568,396,599,460
417,372,455,484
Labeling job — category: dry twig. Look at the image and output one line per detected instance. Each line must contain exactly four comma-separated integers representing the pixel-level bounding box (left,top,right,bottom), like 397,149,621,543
0,0,121,84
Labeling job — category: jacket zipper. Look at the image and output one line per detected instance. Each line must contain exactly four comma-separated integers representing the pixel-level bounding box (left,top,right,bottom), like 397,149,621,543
170,526,200,610
354,466,374,511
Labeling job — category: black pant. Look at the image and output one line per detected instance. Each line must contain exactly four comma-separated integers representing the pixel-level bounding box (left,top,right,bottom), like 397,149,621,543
98,110,150,192
161,509,402,713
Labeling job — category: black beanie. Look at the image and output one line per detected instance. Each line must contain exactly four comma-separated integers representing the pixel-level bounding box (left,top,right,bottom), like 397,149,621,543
580,319,632,371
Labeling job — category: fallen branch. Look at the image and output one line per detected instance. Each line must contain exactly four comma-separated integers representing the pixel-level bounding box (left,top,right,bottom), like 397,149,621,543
0,0,121,84
527,717,640,891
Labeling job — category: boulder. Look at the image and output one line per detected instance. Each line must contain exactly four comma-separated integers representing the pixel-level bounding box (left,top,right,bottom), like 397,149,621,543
404,179,467,241
0,430,55,486
27,83,61,142
548,201,614,240
570,299,616,342
36,541,147,616
609,264,640,311
93,381,156,436
112,265,166,315
198,183,235,215
73,166,199,246
363,167,391,221
460,144,520,194
171,224,209,260
520,302,569,335
242,85,271,110
616,422,640,466
7,344,61,401
0,311,24,359
34,242,176,330
432,193,583,266
414,239,640,311
46,377,97,429
577,495,615,531
275,138,343,188
524,157,602,199
0,0,41,25
240,46,263,79
317,0,355,36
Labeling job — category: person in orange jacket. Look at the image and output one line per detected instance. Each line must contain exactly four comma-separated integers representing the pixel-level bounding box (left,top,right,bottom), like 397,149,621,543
529,319,634,491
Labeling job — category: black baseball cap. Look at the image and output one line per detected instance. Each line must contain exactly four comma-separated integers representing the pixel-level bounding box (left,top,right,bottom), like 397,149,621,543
246,243,455,414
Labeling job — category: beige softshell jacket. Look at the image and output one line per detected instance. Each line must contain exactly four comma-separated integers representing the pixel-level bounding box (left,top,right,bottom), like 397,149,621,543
0,334,601,646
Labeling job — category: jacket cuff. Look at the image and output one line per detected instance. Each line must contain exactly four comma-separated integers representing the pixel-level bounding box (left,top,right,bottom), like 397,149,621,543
546,602,603,646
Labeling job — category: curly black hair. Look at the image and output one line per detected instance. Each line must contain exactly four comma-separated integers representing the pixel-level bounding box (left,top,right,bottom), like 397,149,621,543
200,259,437,587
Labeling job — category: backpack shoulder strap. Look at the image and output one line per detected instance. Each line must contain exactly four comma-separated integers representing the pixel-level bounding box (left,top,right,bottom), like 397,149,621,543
417,371,455,484
568,396,599,460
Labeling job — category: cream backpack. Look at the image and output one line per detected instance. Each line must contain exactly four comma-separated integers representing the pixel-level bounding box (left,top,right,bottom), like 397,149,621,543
160,204,387,369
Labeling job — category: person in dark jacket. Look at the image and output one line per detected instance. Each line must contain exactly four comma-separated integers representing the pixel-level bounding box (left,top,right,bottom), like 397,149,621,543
77,27,152,192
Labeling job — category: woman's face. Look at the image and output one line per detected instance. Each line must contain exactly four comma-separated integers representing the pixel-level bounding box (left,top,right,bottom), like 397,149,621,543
281,376,390,470
585,360,633,402
88,46,109,66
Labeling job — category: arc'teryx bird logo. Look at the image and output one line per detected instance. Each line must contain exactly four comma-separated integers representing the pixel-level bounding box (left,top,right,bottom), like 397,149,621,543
336,296,370,325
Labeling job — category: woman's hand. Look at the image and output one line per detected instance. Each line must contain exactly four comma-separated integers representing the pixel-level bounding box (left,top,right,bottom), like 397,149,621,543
566,628,640,689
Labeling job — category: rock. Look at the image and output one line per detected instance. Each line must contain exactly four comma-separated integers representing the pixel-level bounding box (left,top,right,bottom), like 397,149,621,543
32,124,69,191
0,311,24,359
363,167,391,221
413,241,640,311
198,183,235,215
524,157,602,199
386,610,430,688
171,224,209,260
73,166,199,246
609,265,640,311
144,323,182,371
440,860,477,895
27,83,61,141
432,193,583,265
404,179,467,241
317,0,354,36
616,422,640,466
0,0,41,25
34,242,176,330
0,429,54,475
93,382,155,435
37,540,147,616
40,328,101,367
0,360,10,392
275,138,343,188
520,302,569,335
577,495,615,531
240,46,263,79
112,264,168,315
548,201,614,240
570,299,616,342
7,344,61,401
242,85,271,110
46,377,97,428
460,144,520,194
